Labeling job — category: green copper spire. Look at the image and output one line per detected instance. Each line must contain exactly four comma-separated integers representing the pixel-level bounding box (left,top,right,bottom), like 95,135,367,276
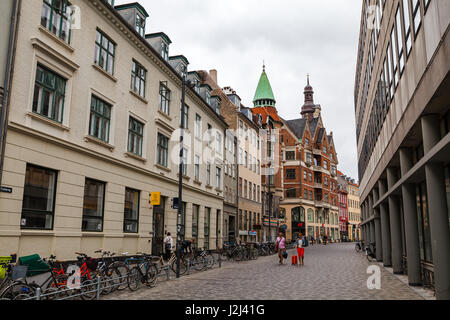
253,64,276,107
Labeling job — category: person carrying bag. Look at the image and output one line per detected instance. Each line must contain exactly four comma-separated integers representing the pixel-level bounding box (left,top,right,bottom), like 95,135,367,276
275,232,286,265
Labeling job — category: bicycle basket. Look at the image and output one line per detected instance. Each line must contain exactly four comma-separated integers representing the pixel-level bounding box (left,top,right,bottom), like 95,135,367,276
86,258,98,271
0,256,12,279
11,265,28,281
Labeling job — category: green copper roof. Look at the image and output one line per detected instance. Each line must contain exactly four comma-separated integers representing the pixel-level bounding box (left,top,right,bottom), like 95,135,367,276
253,68,275,103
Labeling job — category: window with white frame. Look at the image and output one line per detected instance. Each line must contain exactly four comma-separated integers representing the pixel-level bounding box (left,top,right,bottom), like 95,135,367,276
32,65,66,123
94,30,115,75
128,117,144,156
131,60,146,97
194,154,200,180
216,132,222,154
41,0,72,44
216,167,221,189
159,82,170,114
195,114,202,138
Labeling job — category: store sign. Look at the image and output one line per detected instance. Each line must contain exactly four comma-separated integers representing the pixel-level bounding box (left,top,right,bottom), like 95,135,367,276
263,218,279,227
249,231,257,236
172,197,179,209
239,230,249,236
150,192,161,206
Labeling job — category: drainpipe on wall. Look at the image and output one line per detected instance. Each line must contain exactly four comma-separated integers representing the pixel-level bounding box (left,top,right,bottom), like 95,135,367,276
0,0,21,186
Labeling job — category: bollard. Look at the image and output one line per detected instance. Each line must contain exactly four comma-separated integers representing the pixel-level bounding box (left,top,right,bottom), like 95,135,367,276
166,266,170,280
96,276,101,300
35,287,41,300
186,259,190,275
218,251,222,268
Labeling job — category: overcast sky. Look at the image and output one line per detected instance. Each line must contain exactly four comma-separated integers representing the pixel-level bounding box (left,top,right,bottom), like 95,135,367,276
116,0,362,181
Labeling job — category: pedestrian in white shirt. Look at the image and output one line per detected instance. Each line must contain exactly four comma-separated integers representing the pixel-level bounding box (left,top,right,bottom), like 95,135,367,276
164,232,174,261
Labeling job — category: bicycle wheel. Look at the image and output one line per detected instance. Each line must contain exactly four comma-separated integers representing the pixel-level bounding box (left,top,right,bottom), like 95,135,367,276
145,264,158,288
233,250,242,261
104,266,122,292
0,282,34,300
193,257,205,271
110,262,129,291
127,267,142,291
204,254,215,269
78,278,97,300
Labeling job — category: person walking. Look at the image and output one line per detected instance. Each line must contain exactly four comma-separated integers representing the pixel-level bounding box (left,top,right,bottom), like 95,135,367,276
164,232,174,261
275,232,286,265
296,234,304,266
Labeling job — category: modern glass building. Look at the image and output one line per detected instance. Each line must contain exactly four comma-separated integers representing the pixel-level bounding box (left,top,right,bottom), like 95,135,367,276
354,0,449,299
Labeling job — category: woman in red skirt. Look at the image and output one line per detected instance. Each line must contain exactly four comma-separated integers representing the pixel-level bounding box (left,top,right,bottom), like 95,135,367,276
296,234,305,265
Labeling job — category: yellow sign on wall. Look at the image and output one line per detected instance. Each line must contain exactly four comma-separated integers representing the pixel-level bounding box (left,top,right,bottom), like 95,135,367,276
150,192,161,206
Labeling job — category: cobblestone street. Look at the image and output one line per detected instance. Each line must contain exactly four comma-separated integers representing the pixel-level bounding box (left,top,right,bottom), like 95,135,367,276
103,243,433,300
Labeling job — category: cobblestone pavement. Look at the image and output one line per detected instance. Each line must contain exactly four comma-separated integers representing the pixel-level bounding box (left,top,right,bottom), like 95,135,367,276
103,243,429,300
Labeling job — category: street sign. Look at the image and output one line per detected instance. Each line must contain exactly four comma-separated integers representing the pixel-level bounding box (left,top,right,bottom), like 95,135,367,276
0,186,12,193
249,231,257,236
150,192,161,206
172,197,179,209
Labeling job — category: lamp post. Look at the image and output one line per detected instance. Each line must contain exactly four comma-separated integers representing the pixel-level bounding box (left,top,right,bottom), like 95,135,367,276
176,74,192,278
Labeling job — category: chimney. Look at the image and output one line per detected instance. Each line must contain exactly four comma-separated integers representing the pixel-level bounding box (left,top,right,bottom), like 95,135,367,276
209,69,218,84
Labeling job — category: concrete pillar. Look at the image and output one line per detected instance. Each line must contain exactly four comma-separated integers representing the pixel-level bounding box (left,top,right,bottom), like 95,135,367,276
387,167,403,274
373,186,383,261
378,180,392,267
422,115,450,300
370,221,375,243
399,148,422,285
368,195,374,245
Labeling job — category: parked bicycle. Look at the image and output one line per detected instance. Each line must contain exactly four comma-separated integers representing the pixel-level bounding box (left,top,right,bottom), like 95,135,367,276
366,242,376,262
127,253,158,291
355,240,364,253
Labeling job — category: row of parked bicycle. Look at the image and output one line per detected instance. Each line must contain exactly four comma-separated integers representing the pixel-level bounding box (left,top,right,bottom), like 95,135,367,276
354,240,377,262
221,241,297,261
0,247,220,300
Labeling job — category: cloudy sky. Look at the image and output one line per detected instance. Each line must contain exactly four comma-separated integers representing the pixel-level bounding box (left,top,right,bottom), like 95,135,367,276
116,0,363,180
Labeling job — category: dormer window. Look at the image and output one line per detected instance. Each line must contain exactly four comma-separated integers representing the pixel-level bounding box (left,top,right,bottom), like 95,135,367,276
180,64,187,78
115,3,149,39
136,15,145,37
161,42,169,61
199,84,212,105
211,96,221,115
169,56,190,78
